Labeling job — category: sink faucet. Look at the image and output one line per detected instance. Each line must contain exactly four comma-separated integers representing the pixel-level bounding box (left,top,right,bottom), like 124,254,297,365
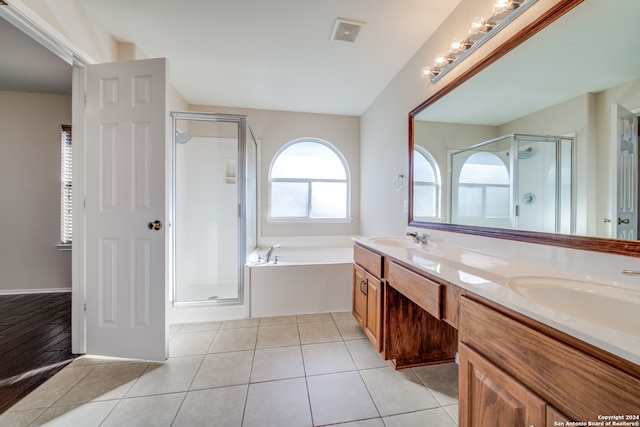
264,244,281,262
406,232,429,244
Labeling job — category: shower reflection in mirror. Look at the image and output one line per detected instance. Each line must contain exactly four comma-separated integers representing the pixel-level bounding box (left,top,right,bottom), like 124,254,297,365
449,133,574,234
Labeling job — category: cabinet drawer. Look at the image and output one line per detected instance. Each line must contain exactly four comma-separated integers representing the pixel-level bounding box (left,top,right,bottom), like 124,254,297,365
460,296,640,420
354,244,384,278
388,261,441,319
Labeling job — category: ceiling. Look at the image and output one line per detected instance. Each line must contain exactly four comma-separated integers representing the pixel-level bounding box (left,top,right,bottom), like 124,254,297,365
0,16,72,94
0,0,463,116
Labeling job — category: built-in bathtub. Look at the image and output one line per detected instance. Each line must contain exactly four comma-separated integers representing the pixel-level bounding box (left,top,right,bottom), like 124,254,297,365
248,244,353,318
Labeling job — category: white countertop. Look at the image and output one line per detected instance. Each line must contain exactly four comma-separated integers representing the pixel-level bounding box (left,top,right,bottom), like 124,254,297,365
353,236,640,366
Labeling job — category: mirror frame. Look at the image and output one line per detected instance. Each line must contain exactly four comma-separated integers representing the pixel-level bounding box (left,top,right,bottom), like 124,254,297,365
408,0,640,258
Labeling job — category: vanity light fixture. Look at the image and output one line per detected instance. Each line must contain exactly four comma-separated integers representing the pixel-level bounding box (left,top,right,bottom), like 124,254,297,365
421,0,536,83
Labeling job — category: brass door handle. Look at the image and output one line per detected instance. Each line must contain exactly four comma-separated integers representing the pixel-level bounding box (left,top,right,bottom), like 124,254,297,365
618,218,630,225
147,220,163,230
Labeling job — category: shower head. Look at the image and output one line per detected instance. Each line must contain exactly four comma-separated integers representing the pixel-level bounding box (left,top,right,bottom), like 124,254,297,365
506,146,533,159
518,147,533,159
175,132,191,144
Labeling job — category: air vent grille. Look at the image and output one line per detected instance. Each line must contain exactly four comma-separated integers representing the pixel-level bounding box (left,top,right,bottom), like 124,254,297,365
331,18,365,43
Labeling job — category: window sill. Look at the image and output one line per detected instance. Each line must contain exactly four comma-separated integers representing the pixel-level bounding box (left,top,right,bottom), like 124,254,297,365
56,243,72,252
267,217,354,224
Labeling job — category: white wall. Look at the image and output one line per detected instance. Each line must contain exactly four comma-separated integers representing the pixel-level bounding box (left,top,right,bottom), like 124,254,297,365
0,91,72,292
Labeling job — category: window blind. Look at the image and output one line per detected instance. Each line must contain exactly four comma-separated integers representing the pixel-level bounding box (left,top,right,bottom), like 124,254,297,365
60,125,72,244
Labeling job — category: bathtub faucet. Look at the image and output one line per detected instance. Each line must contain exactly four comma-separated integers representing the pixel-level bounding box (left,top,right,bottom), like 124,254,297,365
264,244,281,263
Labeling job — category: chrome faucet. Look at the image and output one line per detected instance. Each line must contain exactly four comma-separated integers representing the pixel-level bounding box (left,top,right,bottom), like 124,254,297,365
264,244,281,263
406,232,429,244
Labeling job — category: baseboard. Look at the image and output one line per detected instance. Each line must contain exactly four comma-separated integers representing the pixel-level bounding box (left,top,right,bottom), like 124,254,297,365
0,287,72,296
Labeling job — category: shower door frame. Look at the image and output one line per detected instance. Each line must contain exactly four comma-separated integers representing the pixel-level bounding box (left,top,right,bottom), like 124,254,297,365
170,111,255,307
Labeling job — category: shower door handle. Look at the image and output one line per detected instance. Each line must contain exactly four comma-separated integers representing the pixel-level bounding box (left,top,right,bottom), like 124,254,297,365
147,220,163,231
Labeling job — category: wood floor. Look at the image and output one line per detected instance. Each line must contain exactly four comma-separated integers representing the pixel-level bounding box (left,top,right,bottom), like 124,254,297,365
0,292,78,413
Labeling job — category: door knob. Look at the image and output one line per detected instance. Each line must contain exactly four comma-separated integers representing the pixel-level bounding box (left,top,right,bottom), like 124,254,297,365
147,220,163,230
618,218,630,225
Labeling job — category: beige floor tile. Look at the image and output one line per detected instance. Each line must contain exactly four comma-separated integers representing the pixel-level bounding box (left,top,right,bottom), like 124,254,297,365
0,408,45,427
383,407,458,427
172,385,247,427
344,339,388,370
251,346,304,383
302,341,356,376
412,362,459,406
190,350,253,390
307,371,379,425
336,419,386,427
29,400,118,427
169,323,183,334
331,311,354,321
66,356,107,368
335,318,367,340
125,355,203,397
259,315,297,326
101,392,185,427
220,318,260,329
242,378,312,427
444,404,459,424
298,320,342,344
256,323,300,348
297,312,333,323
208,327,258,353
360,366,440,416
9,365,95,410
179,321,223,333
169,331,216,357
54,361,149,406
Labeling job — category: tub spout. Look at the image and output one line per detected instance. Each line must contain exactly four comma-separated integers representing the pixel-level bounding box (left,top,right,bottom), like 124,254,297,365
265,244,281,263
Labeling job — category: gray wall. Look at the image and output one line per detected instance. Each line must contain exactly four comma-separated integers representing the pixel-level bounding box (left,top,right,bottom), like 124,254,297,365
0,91,72,292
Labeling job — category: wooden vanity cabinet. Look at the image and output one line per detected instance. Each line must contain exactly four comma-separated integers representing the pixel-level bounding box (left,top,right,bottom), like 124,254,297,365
385,261,458,369
353,244,384,351
459,342,546,426
459,296,640,425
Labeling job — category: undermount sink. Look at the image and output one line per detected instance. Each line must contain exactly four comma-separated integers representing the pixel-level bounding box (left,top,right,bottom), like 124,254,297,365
507,276,640,335
368,237,417,248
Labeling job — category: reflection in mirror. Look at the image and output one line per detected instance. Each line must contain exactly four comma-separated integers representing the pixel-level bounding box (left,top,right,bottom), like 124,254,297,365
409,0,640,256
413,146,441,220
450,133,573,234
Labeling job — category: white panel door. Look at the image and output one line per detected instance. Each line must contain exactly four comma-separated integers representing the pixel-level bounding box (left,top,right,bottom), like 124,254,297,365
613,104,638,240
85,58,168,360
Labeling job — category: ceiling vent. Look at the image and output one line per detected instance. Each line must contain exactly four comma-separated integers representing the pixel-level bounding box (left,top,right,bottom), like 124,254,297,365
330,18,366,43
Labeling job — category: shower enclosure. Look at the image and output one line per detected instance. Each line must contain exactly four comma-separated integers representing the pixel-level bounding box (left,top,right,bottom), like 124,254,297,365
172,112,257,308
451,133,574,234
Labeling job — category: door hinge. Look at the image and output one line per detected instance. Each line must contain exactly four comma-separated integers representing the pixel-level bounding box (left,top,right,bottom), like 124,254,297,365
84,303,86,312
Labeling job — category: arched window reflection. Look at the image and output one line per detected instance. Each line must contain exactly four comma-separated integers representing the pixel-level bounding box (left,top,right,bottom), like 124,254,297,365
456,152,509,218
413,146,441,219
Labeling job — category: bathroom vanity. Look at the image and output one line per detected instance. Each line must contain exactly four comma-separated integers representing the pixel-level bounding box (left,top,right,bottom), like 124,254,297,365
352,237,640,425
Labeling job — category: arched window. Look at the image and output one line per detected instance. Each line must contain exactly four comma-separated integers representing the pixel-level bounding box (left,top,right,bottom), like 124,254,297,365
456,152,509,218
413,146,441,219
269,138,350,220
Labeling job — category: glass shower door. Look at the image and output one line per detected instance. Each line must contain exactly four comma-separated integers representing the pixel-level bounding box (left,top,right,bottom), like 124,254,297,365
172,113,257,305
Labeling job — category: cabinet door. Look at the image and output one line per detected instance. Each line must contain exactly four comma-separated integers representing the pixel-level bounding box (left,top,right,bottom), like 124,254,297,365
459,343,546,427
364,272,383,351
352,264,366,328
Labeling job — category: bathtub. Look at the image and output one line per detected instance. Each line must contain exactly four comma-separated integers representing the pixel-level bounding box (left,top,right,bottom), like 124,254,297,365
248,245,353,318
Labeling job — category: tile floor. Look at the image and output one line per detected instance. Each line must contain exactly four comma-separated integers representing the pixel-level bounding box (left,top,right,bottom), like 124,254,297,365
1,312,459,427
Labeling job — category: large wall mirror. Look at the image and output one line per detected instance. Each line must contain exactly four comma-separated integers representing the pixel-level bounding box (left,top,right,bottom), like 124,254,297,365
409,0,640,257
